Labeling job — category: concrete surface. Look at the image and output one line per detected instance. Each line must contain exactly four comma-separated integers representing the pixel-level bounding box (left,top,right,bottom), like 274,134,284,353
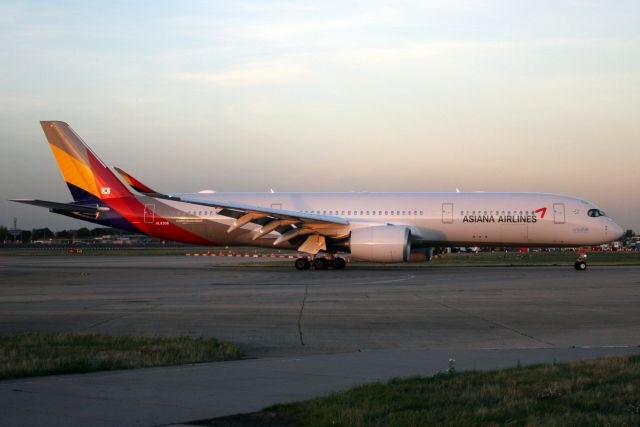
2,257,639,357
1,256,639,426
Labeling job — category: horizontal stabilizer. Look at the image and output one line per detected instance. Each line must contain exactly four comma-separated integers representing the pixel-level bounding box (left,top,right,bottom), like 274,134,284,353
9,199,110,214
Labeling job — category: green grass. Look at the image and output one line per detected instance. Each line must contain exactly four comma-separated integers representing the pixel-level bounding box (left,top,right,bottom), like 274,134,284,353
0,333,244,380
260,355,640,427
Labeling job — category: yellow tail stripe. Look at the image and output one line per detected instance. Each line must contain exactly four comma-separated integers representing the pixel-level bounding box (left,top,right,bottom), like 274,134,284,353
49,143,101,198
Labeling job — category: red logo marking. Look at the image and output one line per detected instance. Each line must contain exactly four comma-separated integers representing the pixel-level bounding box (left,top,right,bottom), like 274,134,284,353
535,207,547,218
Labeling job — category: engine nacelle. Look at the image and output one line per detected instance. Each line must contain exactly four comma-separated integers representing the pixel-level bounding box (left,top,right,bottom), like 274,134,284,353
349,225,411,263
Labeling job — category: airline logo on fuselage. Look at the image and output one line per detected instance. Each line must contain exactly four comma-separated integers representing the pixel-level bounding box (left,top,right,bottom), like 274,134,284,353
462,207,547,224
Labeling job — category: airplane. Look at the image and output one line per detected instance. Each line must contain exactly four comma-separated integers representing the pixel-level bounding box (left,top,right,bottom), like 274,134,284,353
11,121,625,271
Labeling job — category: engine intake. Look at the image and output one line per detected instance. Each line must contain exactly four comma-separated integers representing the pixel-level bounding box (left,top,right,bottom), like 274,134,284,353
349,225,411,263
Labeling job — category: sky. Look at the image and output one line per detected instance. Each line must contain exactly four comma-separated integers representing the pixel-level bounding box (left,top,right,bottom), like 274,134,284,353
1,0,639,232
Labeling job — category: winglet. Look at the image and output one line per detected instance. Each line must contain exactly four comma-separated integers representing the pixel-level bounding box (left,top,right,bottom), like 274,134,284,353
114,167,162,196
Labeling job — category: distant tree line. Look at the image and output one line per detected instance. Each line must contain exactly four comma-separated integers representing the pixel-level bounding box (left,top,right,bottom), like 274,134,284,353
0,226,134,242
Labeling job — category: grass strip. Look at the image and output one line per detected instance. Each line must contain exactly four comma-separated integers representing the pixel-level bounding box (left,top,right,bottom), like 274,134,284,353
0,333,243,380
232,355,640,427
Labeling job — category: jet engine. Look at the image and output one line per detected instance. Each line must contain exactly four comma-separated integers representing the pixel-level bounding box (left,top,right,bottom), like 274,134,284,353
349,225,411,263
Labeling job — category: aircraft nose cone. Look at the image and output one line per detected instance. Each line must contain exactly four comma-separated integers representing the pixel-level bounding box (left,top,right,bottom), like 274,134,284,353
610,221,625,241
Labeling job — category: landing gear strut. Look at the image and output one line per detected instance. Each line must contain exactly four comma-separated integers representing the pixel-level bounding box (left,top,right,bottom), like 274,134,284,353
294,256,346,270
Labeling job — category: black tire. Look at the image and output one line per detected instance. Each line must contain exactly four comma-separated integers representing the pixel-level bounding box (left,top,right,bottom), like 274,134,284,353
574,261,587,271
313,258,330,270
295,258,310,270
331,257,346,270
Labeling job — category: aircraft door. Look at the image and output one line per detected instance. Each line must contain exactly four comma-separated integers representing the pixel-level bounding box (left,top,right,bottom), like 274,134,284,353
271,203,282,210
442,203,454,224
144,204,155,224
553,203,565,224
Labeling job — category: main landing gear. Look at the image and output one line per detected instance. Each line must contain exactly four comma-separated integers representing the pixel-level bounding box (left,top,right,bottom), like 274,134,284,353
574,250,588,271
294,256,346,270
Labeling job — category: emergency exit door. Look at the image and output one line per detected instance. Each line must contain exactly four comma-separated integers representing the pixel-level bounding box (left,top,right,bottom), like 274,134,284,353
144,204,155,224
553,203,565,224
442,203,454,224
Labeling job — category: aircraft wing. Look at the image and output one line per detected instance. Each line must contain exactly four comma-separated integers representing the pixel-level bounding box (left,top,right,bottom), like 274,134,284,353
115,168,350,252
10,199,110,215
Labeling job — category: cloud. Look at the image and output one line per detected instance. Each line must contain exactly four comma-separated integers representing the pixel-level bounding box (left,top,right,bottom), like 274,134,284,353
173,61,309,86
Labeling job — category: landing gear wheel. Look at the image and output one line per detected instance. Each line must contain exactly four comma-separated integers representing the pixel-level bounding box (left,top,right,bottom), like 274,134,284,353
294,258,311,270
574,260,587,271
313,258,330,270
331,257,346,270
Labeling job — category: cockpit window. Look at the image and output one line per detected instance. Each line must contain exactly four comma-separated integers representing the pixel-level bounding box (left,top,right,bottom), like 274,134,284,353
588,209,606,217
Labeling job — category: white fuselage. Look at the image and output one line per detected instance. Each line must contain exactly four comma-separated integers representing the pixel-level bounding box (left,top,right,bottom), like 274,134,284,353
158,192,623,248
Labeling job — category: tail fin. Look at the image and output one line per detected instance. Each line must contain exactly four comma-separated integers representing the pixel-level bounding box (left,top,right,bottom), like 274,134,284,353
41,121,133,202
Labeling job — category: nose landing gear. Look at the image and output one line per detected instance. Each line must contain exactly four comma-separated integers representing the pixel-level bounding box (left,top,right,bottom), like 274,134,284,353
574,249,588,271
574,260,587,270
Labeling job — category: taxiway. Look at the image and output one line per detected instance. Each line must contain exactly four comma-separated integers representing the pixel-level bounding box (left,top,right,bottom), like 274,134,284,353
1,256,639,425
